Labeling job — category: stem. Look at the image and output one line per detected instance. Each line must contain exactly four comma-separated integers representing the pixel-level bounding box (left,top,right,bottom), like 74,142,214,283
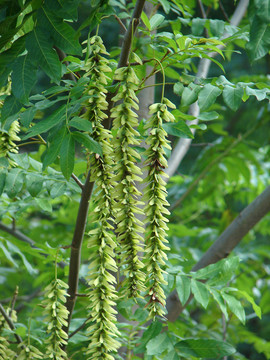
9,286,19,315
0,303,22,344
68,316,90,339
114,14,127,32
0,222,35,246
63,171,94,339
118,0,146,68
71,173,84,190
104,0,146,130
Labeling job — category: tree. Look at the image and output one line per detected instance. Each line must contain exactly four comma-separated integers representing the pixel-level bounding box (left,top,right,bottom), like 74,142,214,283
0,0,270,359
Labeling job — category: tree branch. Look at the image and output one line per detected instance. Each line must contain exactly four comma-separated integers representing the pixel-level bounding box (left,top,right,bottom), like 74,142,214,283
118,0,146,68
0,303,22,344
166,184,270,321
63,171,94,337
104,0,146,130
71,173,84,190
0,222,35,246
166,0,249,178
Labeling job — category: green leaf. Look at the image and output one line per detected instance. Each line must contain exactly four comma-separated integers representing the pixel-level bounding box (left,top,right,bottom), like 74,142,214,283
26,28,62,83
181,84,201,106
141,11,151,30
191,279,209,309
207,257,240,286
5,168,24,198
15,326,27,337
163,121,194,139
164,351,180,360
11,54,37,103
222,293,246,324
254,0,270,23
173,82,184,96
60,133,75,180
9,153,30,169
26,174,43,197
209,19,225,37
72,132,102,155
197,111,219,121
22,105,66,140
223,86,244,111
0,170,7,196
237,290,261,319
150,14,165,31
50,183,67,198
191,18,206,36
39,7,81,55
176,275,191,305
190,123,207,130
0,242,17,267
42,127,66,169
175,339,236,358
146,333,173,355
43,0,80,20
35,198,53,212
159,0,171,14
69,117,92,132
193,261,224,281
20,107,37,127
198,84,222,111
246,16,270,61
0,95,22,130
0,35,25,64
210,288,228,320
134,321,163,354
245,86,269,101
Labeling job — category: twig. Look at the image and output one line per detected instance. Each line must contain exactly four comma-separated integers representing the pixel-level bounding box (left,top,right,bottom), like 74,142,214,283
219,0,230,22
198,0,207,19
1,288,42,305
0,222,66,269
114,14,127,32
0,303,22,344
68,317,91,339
9,286,19,315
71,174,84,190
0,222,35,246
190,142,213,147
104,0,147,130
117,0,146,68
54,46,77,82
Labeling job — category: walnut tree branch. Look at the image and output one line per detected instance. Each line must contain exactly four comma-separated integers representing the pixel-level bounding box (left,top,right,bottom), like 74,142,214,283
0,303,22,344
118,0,146,68
166,184,270,321
0,222,35,246
63,171,94,337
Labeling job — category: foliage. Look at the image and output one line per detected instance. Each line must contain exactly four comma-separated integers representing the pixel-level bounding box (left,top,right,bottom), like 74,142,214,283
0,0,270,360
